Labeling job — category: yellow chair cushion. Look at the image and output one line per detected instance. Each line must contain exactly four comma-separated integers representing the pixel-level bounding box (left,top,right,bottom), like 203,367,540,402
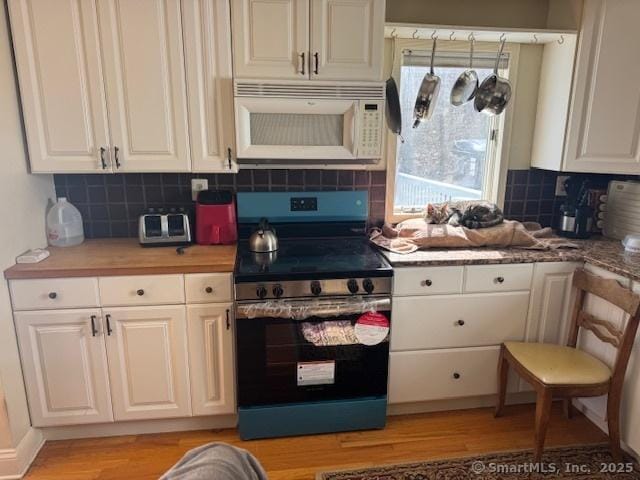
504,342,612,386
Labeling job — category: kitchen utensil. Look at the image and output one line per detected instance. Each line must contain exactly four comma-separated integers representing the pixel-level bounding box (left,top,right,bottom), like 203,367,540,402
385,36,403,140
474,39,512,115
450,36,478,106
195,190,237,245
413,38,440,128
249,218,278,253
139,208,192,247
604,181,640,240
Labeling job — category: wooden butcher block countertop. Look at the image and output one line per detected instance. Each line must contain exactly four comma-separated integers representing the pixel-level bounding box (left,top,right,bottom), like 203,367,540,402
4,239,237,279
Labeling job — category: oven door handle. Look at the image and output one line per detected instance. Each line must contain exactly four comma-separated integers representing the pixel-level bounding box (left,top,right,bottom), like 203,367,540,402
236,297,391,320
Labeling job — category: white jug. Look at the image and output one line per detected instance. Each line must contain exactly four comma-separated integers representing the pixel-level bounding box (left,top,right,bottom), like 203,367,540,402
46,197,84,247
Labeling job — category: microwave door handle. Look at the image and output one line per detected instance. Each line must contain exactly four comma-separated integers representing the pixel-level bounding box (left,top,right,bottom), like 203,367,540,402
351,103,358,158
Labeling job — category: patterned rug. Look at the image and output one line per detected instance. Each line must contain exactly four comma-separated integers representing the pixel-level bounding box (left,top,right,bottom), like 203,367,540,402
317,444,640,479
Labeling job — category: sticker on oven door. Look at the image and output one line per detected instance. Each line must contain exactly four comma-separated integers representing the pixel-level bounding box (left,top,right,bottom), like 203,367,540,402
297,361,335,386
355,312,390,346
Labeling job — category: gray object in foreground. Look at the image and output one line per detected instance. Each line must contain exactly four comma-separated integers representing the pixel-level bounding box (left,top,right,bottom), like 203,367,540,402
160,443,268,480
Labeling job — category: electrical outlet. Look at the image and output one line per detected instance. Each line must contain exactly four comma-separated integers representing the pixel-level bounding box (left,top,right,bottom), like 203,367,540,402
191,178,208,201
555,175,569,196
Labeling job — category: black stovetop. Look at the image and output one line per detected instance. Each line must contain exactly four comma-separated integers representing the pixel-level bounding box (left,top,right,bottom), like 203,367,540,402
234,237,392,282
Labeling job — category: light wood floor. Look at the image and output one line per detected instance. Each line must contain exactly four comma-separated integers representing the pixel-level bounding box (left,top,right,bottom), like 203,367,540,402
25,404,607,480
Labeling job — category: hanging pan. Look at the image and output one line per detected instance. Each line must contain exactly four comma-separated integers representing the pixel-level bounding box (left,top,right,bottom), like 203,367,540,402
385,35,403,140
474,38,512,115
413,37,440,128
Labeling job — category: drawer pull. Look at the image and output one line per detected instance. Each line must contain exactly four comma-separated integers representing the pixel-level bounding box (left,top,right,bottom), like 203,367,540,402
90,315,98,337
456,319,465,326
422,279,433,287
494,276,505,284
453,372,461,379
136,289,145,296
205,286,214,294
48,292,57,299
226,309,231,330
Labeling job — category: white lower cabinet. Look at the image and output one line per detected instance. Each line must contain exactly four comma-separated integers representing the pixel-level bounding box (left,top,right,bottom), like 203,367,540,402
186,304,235,416
14,309,113,427
388,263,571,405
12,273,235,429
105,305,191,421
389,346,518,404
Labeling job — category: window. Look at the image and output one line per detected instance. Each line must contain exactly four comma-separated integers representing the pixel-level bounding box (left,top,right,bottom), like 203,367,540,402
386,41,516,221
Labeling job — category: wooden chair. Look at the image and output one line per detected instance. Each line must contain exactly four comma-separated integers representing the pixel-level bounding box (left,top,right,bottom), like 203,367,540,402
495,268,640,462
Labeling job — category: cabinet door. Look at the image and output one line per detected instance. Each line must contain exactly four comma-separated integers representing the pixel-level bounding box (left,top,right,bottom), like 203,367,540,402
186,304,235,416
182,0,237,172
98,0,190,172
564,0,640,173
231,0,309,79
105,305,191,420
310,0,384,81
14,309,113,426
8,0,111,173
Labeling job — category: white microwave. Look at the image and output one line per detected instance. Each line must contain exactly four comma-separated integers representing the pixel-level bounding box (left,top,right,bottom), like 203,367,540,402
234,80,385,165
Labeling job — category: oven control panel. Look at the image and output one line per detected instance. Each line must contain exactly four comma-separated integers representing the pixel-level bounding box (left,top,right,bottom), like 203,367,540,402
235,277,392,301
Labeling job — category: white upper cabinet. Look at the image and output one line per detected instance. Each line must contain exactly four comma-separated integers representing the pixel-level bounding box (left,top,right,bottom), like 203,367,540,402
98,0,190,172
183,0,237,172
563,0,640,173
105,305,192,421
14,309,113,426
532,0,640,173
231,0,309,80
8,0,111,173
310,0,384,81
230,0,384,81
10,0,237,174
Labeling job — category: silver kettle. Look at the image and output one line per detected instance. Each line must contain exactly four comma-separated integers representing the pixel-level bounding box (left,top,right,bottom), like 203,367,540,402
249,218,278,253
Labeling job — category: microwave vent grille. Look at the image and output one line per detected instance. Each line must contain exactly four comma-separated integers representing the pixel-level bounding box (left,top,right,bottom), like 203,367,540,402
234,81,385,99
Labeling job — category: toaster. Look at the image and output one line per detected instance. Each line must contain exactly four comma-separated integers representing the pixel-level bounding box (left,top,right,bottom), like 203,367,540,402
139,208,192,247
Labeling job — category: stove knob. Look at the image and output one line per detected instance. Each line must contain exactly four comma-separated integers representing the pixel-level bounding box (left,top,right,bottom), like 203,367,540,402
256,286,267,299
347,279,359,294
310,281,322,296
273,284,284,298
363,278,375,294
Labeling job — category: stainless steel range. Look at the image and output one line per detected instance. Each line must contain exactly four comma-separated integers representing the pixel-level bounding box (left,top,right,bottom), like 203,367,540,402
234,191,393,440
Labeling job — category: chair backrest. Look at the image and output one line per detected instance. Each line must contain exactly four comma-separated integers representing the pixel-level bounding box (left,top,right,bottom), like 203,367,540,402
568,268,640,387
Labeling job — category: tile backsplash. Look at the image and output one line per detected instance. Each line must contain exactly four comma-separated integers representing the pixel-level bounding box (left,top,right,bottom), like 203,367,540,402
55,167,639,238
503,168,639,228
53,170,387,238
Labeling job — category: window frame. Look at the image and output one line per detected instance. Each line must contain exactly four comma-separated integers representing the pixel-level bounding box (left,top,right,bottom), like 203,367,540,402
384,38,521,224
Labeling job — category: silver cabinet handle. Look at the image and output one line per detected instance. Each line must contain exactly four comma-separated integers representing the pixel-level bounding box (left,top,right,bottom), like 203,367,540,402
99,147,107,170
114,146,121,169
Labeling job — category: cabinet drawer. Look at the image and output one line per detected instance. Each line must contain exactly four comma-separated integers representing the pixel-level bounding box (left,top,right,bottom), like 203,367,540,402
185,273,232,304
391,292,529,351
99,275,185,306
388,346,516,404
464,264,533,293
393,266,464,296
9,278,99,311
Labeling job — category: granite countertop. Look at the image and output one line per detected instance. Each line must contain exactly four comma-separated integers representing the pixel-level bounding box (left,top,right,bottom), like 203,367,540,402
4,238,237,279
381,237,640,282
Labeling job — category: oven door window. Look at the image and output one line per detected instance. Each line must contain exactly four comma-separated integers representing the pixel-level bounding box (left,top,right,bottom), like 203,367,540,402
236,311,390,407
